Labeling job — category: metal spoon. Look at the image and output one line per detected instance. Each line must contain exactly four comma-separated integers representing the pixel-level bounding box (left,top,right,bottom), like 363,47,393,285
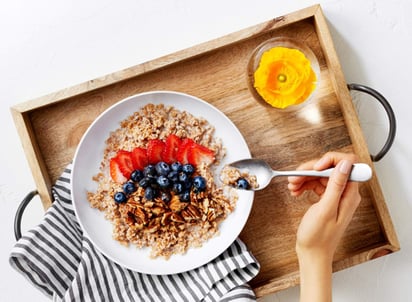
227,159,372,191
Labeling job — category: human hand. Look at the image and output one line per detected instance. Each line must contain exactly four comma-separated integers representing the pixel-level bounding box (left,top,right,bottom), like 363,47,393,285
288,152,361,260
288,152,362,302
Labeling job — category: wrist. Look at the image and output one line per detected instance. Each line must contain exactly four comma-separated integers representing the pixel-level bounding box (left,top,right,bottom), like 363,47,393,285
297,250,333,302
296,247,333,263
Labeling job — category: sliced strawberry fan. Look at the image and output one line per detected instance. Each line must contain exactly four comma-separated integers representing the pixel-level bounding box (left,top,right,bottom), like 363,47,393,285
109,134,215,183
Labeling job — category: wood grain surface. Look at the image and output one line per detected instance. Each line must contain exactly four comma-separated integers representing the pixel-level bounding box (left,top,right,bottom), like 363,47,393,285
11,5,399,297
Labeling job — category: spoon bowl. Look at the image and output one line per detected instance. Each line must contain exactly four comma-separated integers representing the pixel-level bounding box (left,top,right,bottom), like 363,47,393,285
228,159,372,191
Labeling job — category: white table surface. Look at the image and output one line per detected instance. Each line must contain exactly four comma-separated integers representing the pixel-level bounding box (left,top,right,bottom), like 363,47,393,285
1,0,411,301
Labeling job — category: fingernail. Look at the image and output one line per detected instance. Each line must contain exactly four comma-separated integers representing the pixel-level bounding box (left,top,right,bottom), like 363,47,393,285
339,160,352,174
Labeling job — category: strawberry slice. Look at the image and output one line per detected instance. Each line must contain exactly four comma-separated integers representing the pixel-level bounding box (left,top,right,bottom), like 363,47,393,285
131,147,148,170
147,139,165,164
110,157,127,183
115,150,134,179
162,134,182,164
188,143,215,166
176,138,195,164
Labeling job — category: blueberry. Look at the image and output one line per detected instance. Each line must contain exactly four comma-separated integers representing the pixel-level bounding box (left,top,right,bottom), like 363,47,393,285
144,187,156,200
167,171,179,183
155,161,170,176
171,162,183,172
160,191,171,203
172,182,183,194
179,190,191,202
183,179,192,190
156,175,170,188
130,170,144,182
192,176,206,192
143,165,156,178
114,192,127,203
182,164,195,175
139,177,152,188
123,182,137,195
178,172,189,183
236,178,250,190
150,181,160,190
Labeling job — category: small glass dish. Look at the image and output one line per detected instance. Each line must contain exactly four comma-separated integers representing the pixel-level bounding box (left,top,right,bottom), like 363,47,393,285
247,37,320,110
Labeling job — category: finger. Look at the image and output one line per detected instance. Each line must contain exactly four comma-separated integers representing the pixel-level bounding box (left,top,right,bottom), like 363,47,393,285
337,182,361,225
288,153,357,198
288,175,328,189
288,175,320,187
320,159,354,213
288,152,357,184
314,152,358,171
288,179,326,196
287,159,318,184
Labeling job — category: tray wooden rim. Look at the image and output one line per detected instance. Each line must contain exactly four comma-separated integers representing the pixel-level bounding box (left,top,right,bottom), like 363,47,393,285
11,4,400,297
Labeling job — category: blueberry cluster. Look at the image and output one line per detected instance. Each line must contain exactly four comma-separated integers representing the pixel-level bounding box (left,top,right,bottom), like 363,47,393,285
113,161,207,204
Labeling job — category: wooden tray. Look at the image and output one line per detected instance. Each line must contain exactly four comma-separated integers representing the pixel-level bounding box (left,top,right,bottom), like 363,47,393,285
11,5,399,297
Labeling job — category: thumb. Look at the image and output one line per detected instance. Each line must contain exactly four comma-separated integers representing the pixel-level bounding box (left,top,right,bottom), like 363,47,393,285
321,159,353,209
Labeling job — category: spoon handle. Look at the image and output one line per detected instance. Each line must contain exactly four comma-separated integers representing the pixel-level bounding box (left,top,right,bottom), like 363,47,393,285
274,163,372,182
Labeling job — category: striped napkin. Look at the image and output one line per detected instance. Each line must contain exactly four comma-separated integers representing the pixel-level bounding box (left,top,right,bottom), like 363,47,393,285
9,166,260,301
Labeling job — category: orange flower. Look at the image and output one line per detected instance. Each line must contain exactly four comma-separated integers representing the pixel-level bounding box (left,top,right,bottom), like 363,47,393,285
253,46,317,109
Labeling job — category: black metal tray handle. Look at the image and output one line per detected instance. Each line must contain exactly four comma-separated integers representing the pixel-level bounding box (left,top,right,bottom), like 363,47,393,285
14,84,397,241
347,83,396,162
14,190,38,241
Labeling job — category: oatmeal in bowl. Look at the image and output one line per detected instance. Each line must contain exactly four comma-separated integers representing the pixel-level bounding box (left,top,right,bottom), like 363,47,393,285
71,91,254,274
88,103,236,259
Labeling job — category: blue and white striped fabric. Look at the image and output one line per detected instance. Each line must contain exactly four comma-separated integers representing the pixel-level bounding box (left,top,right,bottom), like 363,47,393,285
9,166,260,301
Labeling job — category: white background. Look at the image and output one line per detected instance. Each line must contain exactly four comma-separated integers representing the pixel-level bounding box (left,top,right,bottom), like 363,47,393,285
1,0,411,301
